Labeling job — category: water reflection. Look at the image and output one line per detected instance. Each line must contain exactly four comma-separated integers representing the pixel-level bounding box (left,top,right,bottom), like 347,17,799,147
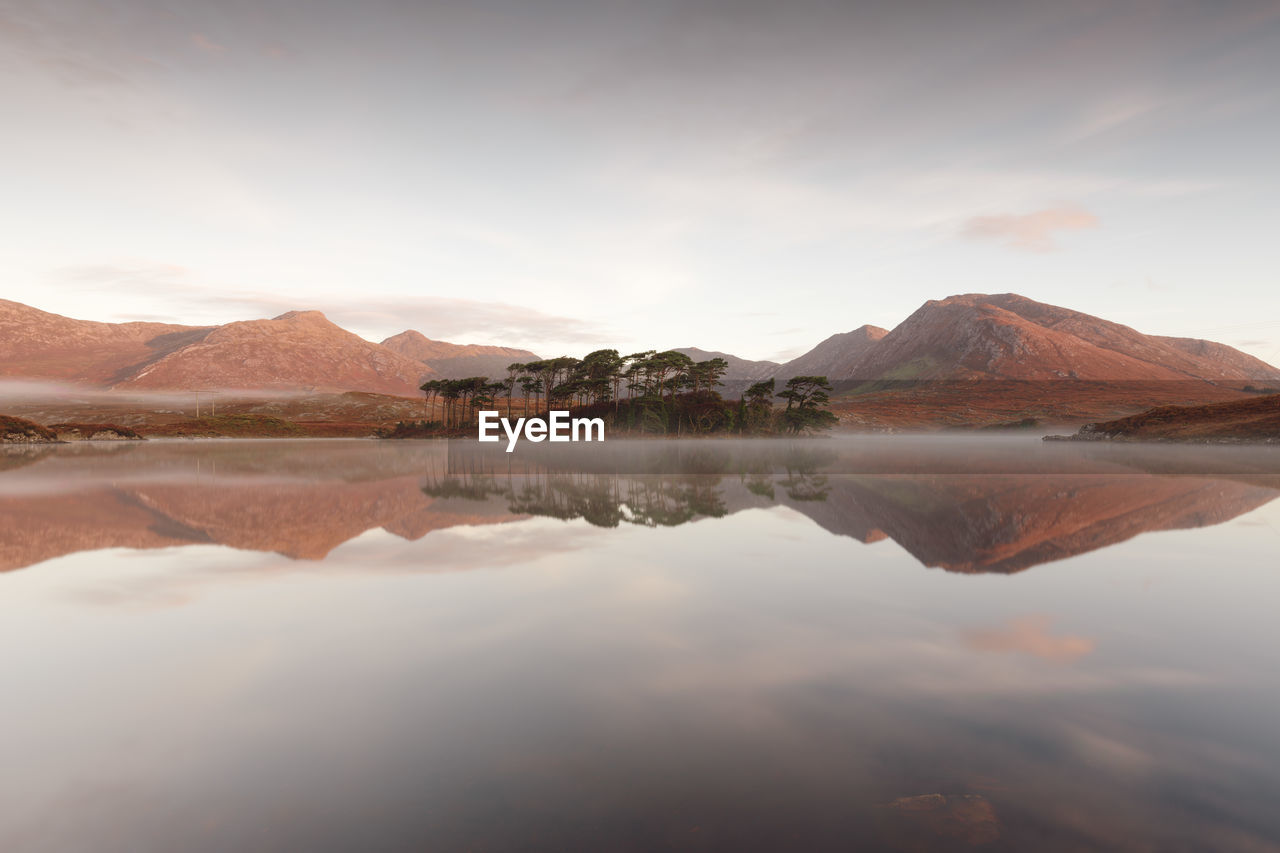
2,438,1277,574
2,438,1280,851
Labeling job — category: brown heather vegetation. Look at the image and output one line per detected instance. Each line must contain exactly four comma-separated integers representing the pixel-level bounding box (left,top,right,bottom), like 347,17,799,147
142,414,375,438
1,414,58,443
1053,393,1280,443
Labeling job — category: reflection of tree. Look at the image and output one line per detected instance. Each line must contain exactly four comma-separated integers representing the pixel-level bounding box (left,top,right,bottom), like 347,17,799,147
508,475,627,527
744,476,775,500
420,473,509,501
419,444,838,528
504,474,730,528
781,471,830,502
623,478,727,527
776,447,834,502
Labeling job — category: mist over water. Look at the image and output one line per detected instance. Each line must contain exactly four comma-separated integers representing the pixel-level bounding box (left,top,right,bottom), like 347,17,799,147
2,438,1279,851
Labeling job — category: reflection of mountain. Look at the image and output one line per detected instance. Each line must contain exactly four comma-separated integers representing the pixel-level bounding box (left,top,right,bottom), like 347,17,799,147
424,469,1277,574
0,447,523,571
2,440,1277,574
801,476,1277,574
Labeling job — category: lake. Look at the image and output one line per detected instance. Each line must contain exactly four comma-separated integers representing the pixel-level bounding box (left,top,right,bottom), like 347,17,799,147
2,437,1279,851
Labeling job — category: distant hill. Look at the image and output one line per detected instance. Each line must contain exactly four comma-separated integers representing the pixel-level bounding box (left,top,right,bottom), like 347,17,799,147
381,330,540,380
672,347,780,381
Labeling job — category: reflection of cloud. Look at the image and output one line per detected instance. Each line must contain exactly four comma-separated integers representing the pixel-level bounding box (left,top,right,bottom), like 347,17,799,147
1066,726,1152,773
50,262,608,347
960,206,1098,252
963,615,1095,663
190,33,226,55
63,517,606,609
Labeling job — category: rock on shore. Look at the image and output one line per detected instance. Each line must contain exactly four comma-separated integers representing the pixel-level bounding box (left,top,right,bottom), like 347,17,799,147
1,415,59,444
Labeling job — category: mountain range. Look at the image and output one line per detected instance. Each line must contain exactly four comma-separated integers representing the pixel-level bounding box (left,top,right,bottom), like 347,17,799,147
3,293,1277,397
0,299,533,395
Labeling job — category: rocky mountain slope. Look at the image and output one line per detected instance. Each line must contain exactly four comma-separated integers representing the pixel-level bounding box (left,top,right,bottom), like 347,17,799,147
685,293,1277,386
0,299,212,385
778,325,888,379
114,310,434,396
381,329,539,379
842,293,1280,382
2,301,436,396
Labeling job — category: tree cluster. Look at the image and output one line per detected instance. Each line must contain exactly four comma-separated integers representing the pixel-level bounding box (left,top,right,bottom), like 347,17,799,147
417,349,839,436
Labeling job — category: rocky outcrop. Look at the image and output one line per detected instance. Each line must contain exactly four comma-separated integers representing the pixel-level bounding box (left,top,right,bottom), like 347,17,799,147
49,423,145,441
878,794,1001,848
0,414,58,443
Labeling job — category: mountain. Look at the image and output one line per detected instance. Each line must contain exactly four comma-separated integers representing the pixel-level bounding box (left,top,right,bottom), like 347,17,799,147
112,310,434,396
381,330,540,380
778,325,888,380
0,299,212,385
1,300,434,396
843,293,1280,382
672,347,781,381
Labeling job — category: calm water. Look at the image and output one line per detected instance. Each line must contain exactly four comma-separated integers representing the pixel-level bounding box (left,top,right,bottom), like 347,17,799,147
2,437,1279,852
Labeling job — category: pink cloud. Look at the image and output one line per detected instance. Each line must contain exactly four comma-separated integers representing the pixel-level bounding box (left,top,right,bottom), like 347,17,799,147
961,206,1099,252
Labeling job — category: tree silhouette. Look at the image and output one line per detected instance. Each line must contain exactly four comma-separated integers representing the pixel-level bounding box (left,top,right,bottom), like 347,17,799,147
778,376,838,434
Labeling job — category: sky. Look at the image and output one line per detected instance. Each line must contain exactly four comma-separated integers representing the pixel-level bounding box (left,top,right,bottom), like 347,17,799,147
2,0,1279,363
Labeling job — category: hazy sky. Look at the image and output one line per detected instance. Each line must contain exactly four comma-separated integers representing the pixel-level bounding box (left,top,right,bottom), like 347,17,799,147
3,0,1279,362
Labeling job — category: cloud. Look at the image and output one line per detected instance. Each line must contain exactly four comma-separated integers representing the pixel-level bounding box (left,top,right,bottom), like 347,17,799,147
962,615,1095,663
960,206,1099,252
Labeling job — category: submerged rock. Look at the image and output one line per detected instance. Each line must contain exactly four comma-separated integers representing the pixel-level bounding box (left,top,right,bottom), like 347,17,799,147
879,793,1000,848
